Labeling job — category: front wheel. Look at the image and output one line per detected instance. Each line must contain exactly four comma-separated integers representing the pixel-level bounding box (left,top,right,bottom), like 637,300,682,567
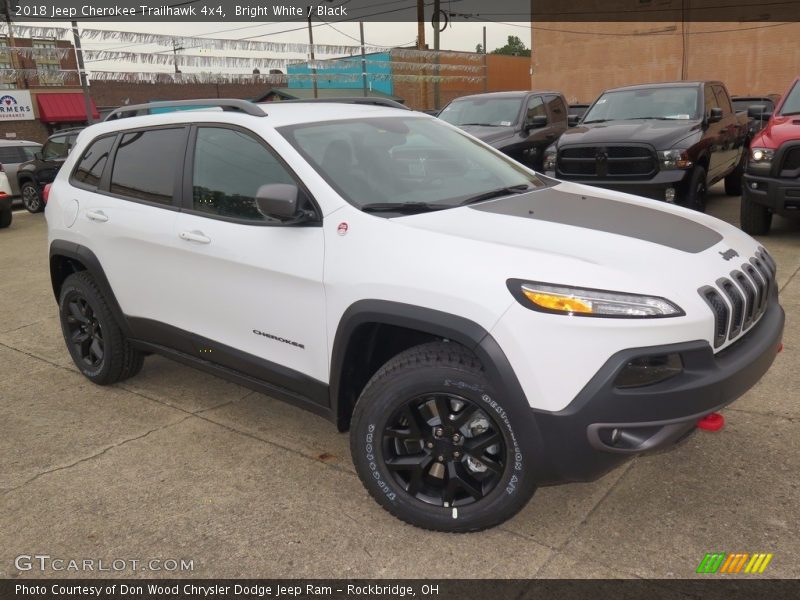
740,194,773,235
350,342,537,532
681,166,707,212
0,208,11,229
21,182,44,213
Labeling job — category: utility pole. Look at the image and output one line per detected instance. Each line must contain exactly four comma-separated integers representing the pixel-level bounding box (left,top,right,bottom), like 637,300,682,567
482,26,488,92
359,22,368,98
71,21,94,125
172,39,184,74
416,0,427,110
307,9,318,99
432,0,440,110
3,0,20,87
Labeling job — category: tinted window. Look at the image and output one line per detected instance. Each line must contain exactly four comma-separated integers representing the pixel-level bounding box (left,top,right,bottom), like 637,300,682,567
72,135,114,188
779,81,800,116
525,96,547,121
192,127,297,222
110,128,185,205
713,86,732,114
20,145,41,160
42,136,68,160
732,98,775,113
0,147,25,163
545,95,567,119
584,87,700,122
438,97,522,127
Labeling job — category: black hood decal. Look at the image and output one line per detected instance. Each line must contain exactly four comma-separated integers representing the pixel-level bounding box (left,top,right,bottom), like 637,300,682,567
470,189,722,253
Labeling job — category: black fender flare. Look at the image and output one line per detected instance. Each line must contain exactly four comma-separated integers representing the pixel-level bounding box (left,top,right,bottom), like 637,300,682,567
329,300,545,471
49,240,132,337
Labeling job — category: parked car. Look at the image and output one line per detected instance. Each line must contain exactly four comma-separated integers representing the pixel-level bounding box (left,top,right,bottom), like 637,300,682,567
46,98,783,532
0,139,42,199
567,103,590,125
438,91,569,170
741,77,800,234
0,170,12,229
16,128,82,213
544,81,751,211
733,94,782,137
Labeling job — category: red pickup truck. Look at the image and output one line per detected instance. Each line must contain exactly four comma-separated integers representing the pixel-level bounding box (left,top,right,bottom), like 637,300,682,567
741,76,800,234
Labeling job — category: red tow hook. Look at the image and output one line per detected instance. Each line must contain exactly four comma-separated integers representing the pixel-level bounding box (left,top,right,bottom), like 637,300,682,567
697,412,725,432
777,342,784,354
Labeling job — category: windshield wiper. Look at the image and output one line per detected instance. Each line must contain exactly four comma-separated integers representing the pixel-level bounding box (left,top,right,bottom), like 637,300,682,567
781,111,800,116
459,184,532,206
460,123,498,126
583,119,610,124
360,202,450,214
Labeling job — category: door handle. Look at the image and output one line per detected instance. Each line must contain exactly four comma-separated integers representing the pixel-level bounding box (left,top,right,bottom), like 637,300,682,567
179,230,211,244
86,209,108,223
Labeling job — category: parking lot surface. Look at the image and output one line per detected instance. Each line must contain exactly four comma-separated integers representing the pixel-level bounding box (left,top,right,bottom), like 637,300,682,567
2,187,799,579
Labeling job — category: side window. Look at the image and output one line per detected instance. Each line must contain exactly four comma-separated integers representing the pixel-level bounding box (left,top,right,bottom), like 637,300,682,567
525,96,547,122
545,95,567,120
191,127,297,223
704,86,720,117
42,136,68,160
713,86,732,114
72,135,114,189
110,128,185,205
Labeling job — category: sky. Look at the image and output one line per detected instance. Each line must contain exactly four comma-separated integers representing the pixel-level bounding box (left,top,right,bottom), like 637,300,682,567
12,20,532,75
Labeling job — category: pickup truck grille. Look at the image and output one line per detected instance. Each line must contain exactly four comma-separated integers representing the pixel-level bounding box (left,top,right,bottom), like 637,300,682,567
779,147,800,176
699,248,777,349
557,145,657,179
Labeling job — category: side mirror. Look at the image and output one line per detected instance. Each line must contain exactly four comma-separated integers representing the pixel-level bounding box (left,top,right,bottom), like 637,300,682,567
568,114,581,127
748,104,772,120
34,151,42,161
526,115,548,130
255,183,303,221
707,107,723,124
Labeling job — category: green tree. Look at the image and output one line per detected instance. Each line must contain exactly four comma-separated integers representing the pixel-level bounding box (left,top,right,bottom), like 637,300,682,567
491,35,531,57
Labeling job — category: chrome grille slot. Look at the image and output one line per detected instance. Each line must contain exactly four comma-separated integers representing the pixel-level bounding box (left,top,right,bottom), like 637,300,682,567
699,286,729,349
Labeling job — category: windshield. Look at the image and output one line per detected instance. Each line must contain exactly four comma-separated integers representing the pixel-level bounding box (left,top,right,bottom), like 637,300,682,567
438,97,522,127
583,87,700,122
779,81,800,115
279,117,546,210
732,98,775,113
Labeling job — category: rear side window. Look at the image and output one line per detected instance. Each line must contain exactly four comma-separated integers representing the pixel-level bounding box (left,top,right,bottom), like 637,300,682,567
191,126,297,223
110,128,185,205
0,147,26,163
72,136,114,188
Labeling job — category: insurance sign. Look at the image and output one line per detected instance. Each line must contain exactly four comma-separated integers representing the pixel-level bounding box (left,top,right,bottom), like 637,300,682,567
0,91,35,121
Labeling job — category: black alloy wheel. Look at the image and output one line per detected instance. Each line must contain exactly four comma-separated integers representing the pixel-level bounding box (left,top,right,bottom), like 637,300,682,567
64,295,105,369
383,392,506,507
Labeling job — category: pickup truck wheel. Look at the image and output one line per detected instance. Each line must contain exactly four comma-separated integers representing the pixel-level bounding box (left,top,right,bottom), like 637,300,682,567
21,182,44,213
0,207,11,229
58,272,145,385
350,341,537,532
740,195,773,235
682,166,707,212
724,153,745,196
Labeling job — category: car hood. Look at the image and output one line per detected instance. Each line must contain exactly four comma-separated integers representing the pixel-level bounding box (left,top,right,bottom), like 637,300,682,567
456,124,516,145
559,119,701,149
390,181,759,295
753,114,800,148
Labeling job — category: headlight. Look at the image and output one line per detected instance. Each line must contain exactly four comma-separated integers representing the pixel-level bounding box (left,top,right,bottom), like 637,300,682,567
543,146,557,171
507,280,684,318
657,149,692,170
749,147,774,167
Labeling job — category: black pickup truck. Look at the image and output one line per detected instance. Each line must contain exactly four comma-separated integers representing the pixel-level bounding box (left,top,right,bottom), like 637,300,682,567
438,91,569,170
544,81,750,211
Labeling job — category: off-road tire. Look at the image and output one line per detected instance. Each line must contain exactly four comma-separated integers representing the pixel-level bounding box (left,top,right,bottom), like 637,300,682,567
682,166,708,212
740,194,773,235
59,271,145,385
0,208,11,229
350,341,537,532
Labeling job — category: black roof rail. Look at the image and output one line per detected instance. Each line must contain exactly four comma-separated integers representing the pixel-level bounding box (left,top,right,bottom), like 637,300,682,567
104,99,266,121
279,97,410,110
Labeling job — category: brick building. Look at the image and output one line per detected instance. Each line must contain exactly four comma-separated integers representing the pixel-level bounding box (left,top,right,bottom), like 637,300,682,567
530,21,800,105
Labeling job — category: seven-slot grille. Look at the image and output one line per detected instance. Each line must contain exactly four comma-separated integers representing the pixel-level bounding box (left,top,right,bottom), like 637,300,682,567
699,248,777,349
557,145,657,178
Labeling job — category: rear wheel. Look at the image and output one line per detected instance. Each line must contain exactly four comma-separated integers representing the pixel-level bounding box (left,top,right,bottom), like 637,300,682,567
0,208,11,229
740,194,773,235
21,182,43,213
350,342,537,532
59,271,145,385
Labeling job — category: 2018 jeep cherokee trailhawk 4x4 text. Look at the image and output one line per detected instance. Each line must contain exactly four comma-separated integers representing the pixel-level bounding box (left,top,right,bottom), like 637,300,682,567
46,99,784,532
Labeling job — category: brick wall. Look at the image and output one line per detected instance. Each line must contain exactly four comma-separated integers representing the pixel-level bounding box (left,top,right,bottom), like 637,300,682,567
530,22,800,104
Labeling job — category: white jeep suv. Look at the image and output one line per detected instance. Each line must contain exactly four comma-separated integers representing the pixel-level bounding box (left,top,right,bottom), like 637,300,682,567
45,99,784,532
